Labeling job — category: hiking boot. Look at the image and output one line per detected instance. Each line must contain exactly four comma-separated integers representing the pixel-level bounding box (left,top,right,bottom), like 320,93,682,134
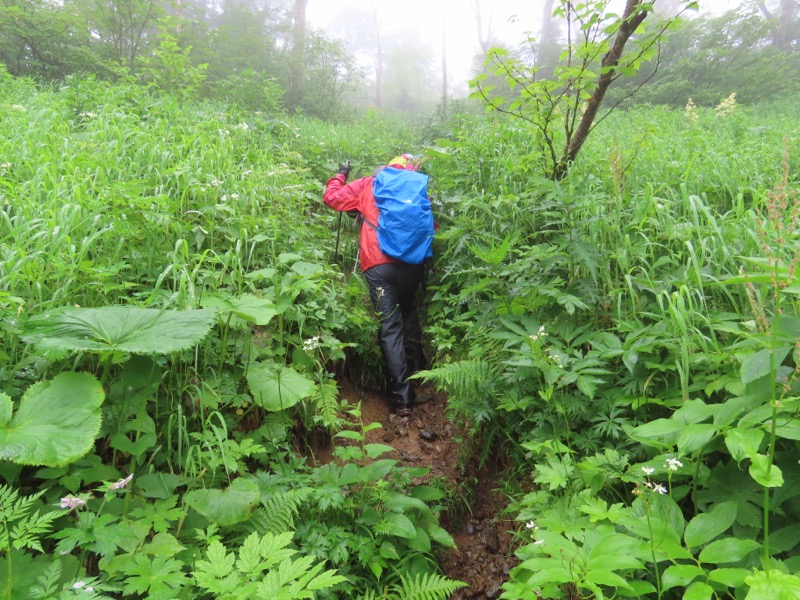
396,403,413,418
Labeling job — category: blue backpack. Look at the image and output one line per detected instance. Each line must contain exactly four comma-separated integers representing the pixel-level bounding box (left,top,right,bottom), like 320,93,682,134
364,167,434,265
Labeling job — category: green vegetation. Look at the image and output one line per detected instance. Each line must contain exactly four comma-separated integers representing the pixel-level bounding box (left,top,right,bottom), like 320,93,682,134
1,0,800,597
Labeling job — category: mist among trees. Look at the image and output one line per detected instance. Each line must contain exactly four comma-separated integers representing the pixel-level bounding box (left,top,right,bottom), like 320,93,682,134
1,0,797,119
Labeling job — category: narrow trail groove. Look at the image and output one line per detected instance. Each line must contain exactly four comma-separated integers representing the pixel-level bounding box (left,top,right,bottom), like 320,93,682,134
334,377,520,598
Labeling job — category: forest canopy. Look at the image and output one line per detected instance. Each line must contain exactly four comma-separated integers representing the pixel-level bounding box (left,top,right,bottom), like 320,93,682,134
0,0,797,117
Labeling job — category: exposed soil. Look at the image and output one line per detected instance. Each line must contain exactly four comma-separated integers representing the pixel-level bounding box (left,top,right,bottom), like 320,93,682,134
329,377,520,599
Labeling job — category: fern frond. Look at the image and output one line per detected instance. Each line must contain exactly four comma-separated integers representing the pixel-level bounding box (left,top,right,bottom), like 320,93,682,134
0,485,42,523
249,488,312,535
421,358,496,399
311,379,344,431
394,572,468,600
29,560,62,599
12,507,68,552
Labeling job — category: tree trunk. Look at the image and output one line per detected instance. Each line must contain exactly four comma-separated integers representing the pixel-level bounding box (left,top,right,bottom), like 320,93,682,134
538,0,559,77
755,0,798,49
285,0,307,110
371,0,382,108
470,0,498,55
554,0,649,179
441,0,448,111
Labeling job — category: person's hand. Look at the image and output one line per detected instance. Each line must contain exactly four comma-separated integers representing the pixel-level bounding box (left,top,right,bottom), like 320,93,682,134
337,160,351,179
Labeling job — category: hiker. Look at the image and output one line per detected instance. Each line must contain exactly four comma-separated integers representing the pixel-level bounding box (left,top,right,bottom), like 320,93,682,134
323,154,432,418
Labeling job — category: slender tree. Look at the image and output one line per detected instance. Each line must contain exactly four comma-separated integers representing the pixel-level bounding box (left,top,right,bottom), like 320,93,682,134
469,0,499,56
370,0,383,108
538,0,560,78
754,0,799,49
471,0,697,179
284,0,308,110
441,0,448,111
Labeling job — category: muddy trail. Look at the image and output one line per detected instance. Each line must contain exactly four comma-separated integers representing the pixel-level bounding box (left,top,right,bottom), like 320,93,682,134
322,377,521,599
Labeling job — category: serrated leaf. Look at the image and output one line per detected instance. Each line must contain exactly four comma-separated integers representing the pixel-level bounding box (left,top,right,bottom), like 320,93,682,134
137,532,184,560
184,478,260,526
741,346,792,384
428,524,456,548
0,394,11,426
364,443,394,458
22,306,217,354
745,570,800,599
246,363,314,412
0,373,104,467
384,512,416,539
410,485,445,502
196,540,236,579
363,459,398,482
534,456,573,490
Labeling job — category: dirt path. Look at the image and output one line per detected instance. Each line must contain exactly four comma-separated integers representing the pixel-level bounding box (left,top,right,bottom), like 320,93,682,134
336,377,520,599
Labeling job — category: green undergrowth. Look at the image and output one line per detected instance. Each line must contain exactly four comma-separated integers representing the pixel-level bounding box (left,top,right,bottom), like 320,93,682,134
420,96,800,598
0,72,461,599
2,67,800,599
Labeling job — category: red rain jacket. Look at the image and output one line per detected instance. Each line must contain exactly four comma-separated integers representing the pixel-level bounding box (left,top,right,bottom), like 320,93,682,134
323,172,399,273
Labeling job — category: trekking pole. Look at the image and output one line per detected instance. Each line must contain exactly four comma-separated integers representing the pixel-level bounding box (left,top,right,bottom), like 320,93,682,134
334,211,343,265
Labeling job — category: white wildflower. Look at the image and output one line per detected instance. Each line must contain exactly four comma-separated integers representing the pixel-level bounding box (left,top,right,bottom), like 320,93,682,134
666,458,683,472
109,473,134,491
60,496,86,510
211,179,222,187
652,484,668,495
73,581,86,589
236,123,249,130
303,336,322,352
715,92,737,117
684,98,698,122
642,466,655,476
220,194,228,202
525,520,538,530
533,539,546,546
230,193,239,199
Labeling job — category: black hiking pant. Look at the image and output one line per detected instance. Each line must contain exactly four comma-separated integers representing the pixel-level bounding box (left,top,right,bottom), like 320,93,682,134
363,262,427,408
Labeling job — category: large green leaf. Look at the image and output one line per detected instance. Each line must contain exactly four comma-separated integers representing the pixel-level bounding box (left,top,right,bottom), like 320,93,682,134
725,428,764,463
745,570,800,599
184,478,260,526
749,454,784,488
740,345,792,384
22,306,217,354
677,423,718,455
0,373,105,467
201,293,277,326
626,418,683,449
684,501,737,549
698,537,761,564
246,362,314,412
